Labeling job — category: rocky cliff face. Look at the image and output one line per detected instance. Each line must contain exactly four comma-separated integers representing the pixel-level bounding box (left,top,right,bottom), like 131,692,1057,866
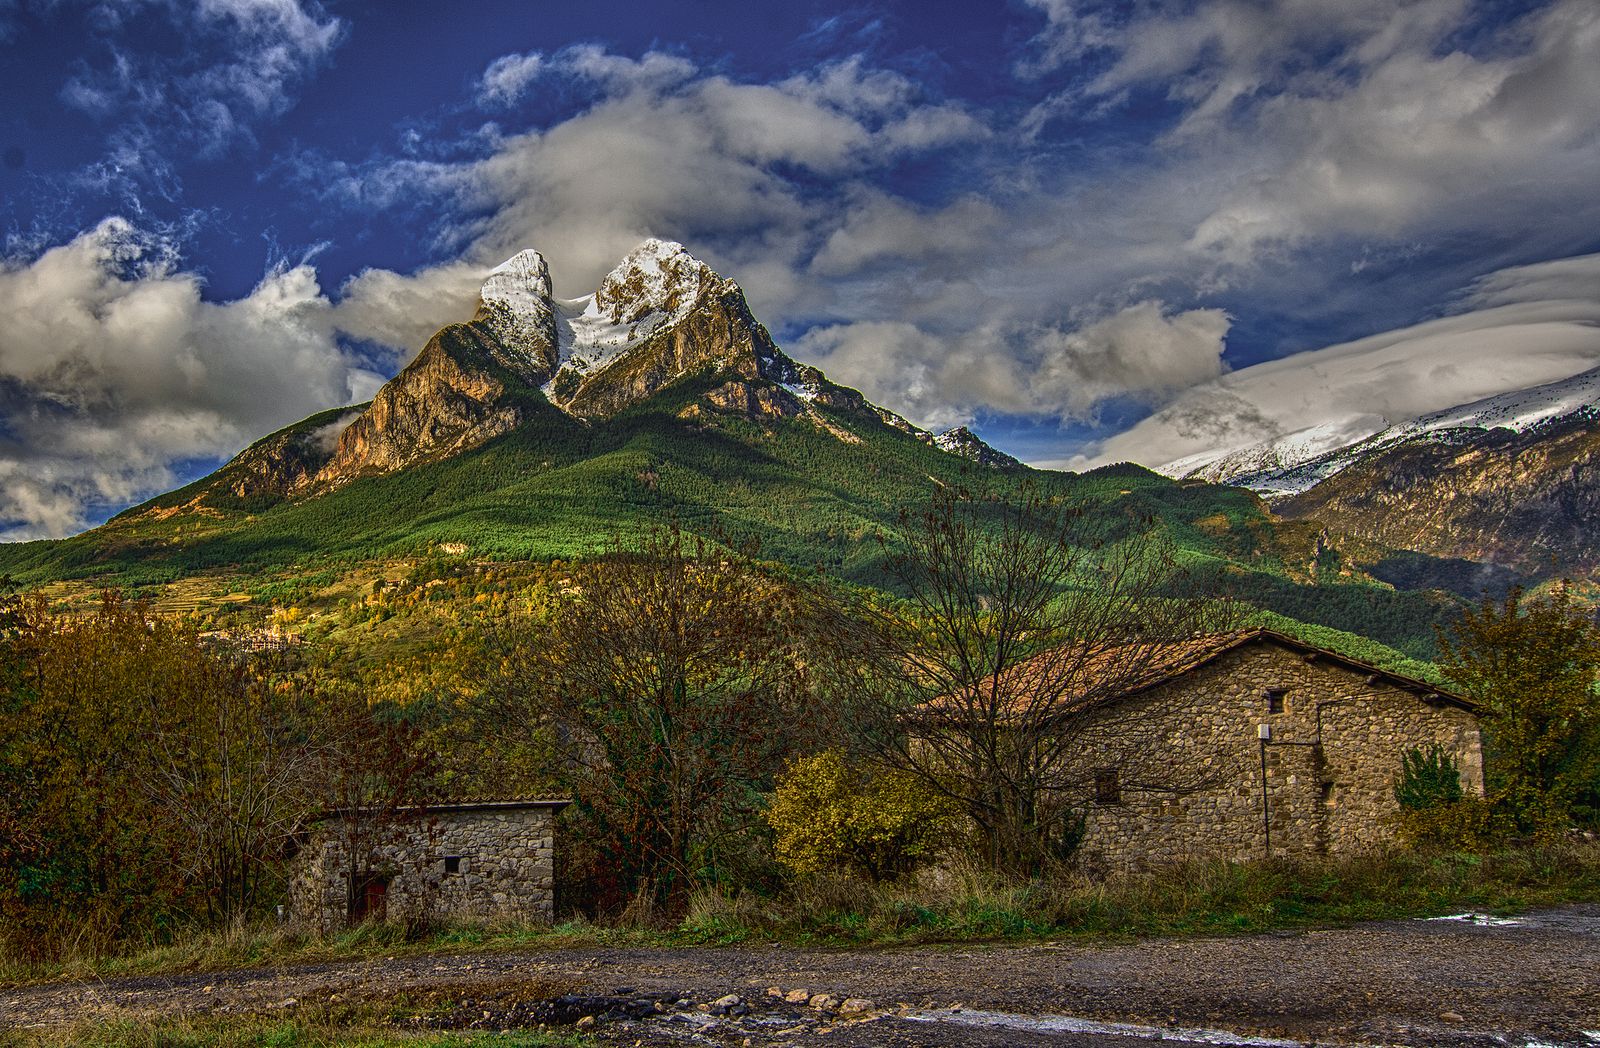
1276,411,1600,577
472,250,559,380
549,250,783,418
189,239,1021,506
312,324,524,490
214,408,356,500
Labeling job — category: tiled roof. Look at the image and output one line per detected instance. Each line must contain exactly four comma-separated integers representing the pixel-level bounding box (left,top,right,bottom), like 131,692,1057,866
919,628,1475,723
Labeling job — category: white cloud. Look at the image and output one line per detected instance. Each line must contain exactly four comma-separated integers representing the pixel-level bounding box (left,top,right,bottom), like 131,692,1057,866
58,0,343,184
795,302,1231,432
1020,1,1600,276
0,218,368,538
1462,251,1600,309
476,44,696,107
478,50,544,106
1069,257,1600,472
1032,302,1232,416
810,191,1001,277
793,321,973,432
331,261,485,358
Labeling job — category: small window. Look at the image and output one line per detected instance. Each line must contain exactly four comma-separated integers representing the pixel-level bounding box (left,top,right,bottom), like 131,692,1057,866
1094,766,1121,805
1320,781,1335,806
443,855,462,875
1266,688,1288,714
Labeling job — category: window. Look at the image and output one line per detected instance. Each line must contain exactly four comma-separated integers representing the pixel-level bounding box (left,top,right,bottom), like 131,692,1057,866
1094,766,1121,805
1266,687,1288,714
443,855,462,875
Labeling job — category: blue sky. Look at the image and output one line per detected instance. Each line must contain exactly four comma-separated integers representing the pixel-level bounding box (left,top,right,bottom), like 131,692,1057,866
3,0,1600,537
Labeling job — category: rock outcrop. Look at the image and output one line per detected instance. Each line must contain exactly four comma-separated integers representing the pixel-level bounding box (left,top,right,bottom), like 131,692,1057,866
313,324,523,489
934,426,1024,469
219,407,360,500
472,249,560,380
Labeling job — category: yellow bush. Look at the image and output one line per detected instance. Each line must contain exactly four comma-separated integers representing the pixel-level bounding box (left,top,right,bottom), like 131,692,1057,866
766,751,958,881
1394,796,1501,851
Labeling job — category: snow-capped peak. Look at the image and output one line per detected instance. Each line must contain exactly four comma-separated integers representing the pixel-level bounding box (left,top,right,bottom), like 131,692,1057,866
1161,414,1390,485
474,248,558,372
594,238,720,326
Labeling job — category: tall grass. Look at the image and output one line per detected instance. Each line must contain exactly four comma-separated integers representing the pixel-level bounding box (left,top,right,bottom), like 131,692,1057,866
680,841,1600,944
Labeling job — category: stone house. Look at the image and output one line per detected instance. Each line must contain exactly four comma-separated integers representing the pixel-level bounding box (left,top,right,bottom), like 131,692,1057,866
287,799,567,933
927,629,1484,872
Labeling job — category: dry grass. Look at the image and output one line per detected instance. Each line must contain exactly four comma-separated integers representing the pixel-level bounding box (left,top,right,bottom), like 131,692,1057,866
680,840,1600,944
0,1012,582,1048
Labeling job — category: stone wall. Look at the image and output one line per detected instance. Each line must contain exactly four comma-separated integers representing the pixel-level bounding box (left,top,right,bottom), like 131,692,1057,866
1066,639,1483,873
287,801,563,934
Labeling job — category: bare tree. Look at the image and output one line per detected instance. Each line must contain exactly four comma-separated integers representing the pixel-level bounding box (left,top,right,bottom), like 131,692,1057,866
317,695,443,925
844,485,1239,876
478,524,828,916
134,646,324,924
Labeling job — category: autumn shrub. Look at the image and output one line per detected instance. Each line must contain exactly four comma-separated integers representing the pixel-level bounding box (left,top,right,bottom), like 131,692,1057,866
1438,584,1600,834
1394,796,1502,851
766,750,959,881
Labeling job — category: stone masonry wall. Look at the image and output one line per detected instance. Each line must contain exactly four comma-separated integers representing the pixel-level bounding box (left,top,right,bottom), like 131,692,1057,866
288,803,559,934
1068,641,1483,873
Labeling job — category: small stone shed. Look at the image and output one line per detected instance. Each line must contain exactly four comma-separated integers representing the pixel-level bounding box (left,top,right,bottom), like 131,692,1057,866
1066,630,1483,871
287,799,568,932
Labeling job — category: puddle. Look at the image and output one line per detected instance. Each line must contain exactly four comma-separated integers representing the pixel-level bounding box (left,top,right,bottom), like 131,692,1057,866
907,1010,1599,1048
905,1008,1304,1047
1422,912,1527,927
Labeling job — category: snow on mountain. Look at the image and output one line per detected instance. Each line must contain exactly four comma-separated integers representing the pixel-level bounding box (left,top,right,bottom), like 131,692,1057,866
592,237,716,325
1163,365,1600,497
473,249,558,376
1162,414,1390,486
484,239,724,399
1391,364,1600,436
543,293,661,394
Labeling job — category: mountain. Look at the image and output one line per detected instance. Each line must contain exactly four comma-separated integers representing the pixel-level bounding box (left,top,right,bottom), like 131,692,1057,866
1276,408,1600,579
135,239,1019,511
0,240,1474,668
1163,367,1600,497
0,241,1135,586
1159,368,1600,583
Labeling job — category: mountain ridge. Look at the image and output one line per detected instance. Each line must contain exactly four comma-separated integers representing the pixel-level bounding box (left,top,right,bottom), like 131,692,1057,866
1163,365,1600,497
0,238,1470,669
1155,367,1600,583
116,239,1019,520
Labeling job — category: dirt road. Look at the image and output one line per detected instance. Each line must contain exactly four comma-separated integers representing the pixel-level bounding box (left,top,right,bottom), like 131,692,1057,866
3,907,1597,1046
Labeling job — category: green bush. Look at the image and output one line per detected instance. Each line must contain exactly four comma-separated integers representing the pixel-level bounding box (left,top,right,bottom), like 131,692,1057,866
766,751,958,881
1395,744,1465,810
